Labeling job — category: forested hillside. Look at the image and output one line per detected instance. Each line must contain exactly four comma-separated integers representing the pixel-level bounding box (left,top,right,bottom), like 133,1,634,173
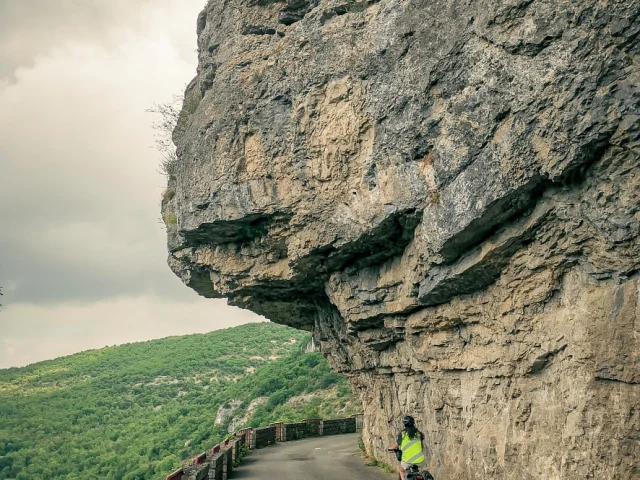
0,323,361,480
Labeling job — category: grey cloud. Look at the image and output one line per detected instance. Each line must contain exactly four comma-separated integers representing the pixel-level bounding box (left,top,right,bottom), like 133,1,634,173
0,235,194,305
0,0,205,307
0,0,201,78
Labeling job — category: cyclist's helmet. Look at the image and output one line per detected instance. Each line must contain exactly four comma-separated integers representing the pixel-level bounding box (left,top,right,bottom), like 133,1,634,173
403,415,415,428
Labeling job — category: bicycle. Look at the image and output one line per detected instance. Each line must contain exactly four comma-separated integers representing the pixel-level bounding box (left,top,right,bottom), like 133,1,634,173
387,449,435,480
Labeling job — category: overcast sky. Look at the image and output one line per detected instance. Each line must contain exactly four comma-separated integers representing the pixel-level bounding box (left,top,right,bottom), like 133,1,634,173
0,0,263,369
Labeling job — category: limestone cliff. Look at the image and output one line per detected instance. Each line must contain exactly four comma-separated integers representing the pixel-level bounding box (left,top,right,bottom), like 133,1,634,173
162,0,640,478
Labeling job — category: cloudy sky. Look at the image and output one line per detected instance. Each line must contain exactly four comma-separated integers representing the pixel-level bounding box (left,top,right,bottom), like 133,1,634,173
0,0,263,369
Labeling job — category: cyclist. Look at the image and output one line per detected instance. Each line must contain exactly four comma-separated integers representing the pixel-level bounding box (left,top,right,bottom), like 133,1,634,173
388,415,427,480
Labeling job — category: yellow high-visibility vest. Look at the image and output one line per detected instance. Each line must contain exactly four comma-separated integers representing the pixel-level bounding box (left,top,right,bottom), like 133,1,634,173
400,432,425,464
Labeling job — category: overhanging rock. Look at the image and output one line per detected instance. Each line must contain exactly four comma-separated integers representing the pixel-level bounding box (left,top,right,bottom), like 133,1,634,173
162,0,640,477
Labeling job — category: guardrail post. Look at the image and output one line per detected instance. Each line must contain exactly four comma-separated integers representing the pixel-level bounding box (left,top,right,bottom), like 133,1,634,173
270,422,284,441
232,438,240,463
354,413,364,432
206,452,224,480
221,447,233,480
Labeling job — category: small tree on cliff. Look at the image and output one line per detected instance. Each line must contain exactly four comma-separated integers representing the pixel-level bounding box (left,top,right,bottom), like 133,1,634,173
147,94,182,178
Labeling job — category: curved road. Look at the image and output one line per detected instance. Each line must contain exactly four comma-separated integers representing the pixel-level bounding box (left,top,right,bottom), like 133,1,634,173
231,433,394,480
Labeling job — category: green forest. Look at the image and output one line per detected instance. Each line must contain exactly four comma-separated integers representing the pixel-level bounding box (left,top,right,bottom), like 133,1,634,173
0,323,361,480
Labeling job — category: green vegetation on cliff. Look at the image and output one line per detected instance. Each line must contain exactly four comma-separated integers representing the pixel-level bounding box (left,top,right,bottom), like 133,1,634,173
0,323,361,480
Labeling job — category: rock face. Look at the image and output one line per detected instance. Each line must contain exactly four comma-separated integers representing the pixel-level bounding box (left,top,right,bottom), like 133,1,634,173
214,399,243,426
162,0,640,478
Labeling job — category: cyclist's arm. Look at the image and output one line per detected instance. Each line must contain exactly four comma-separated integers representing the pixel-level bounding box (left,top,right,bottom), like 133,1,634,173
389,433,402,450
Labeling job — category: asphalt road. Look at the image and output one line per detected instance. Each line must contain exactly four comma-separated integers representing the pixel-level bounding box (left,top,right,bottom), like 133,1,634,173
230,433,395,480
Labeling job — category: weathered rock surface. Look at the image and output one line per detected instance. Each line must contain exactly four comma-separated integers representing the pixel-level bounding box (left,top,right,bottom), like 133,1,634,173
162,0,640,478
227,396,268,433
214,399,243,426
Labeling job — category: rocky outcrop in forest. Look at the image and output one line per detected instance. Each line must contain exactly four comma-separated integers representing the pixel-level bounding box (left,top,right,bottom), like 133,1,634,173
162,0,640,478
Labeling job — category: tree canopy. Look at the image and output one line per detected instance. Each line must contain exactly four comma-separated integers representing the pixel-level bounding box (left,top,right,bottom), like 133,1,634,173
0,322,360,480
